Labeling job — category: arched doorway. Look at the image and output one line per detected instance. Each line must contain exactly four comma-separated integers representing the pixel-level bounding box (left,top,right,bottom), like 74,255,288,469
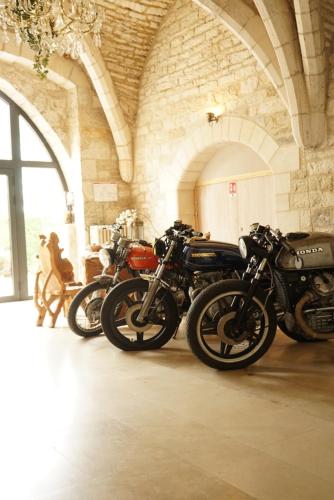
195,142,275,243
170,117,299,241
0,91,68,302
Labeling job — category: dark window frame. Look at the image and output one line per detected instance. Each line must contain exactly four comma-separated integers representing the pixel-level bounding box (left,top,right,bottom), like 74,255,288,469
0,90,68,302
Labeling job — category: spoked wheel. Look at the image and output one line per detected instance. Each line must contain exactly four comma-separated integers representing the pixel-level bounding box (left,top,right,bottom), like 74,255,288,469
186,280,277,370
101,278,179,350
68,281,113,337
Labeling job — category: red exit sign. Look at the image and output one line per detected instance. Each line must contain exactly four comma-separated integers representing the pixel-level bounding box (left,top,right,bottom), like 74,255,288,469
229,181,237,194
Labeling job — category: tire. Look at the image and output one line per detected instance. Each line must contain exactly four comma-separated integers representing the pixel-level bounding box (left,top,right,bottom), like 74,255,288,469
186,279,277,370
68,281,113,337
101,278,179,351
278,320,327,343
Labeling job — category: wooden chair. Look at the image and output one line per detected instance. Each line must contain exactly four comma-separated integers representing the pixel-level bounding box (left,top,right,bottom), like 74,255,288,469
34,232,83,327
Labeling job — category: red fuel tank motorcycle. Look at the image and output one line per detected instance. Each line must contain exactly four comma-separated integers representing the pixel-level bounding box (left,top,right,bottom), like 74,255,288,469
67,229,158,337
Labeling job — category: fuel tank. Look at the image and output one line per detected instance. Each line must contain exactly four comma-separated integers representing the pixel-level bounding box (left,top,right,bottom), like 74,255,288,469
276,232,334,270
182,240,245,272
127,245,158,271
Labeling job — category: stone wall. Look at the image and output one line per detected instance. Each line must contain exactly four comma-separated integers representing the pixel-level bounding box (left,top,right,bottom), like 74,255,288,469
0,57,131,237
133,0,293,238
0,59,71,154
74,63,131,229
290,51,334,234
100,0,175,129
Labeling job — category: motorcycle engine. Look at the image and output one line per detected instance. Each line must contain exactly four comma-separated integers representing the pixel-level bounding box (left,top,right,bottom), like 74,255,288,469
313,272,334,296
189,271,225,302
302,272,334,334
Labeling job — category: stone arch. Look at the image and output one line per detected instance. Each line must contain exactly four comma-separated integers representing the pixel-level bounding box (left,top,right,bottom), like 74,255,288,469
81,38,133,182
0,34,133,182
0,76,73,188
0,75,86,268
160,116,300,231
193,0,287,107
254,0,317,147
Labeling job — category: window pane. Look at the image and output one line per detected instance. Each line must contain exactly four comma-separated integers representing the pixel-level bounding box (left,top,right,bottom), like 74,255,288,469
0,174,14,297
19,115,52,162
0,98,12,160
22,167,66,295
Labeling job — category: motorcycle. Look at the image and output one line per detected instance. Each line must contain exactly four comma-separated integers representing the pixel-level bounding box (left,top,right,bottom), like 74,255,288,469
186,223,334,371
100,220,246,350
67,224,158,337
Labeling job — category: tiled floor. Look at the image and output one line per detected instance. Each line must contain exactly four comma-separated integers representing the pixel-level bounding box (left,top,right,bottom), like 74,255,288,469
1,300,334,500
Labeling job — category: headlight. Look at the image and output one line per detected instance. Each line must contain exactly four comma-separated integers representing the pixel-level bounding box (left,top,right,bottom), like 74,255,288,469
238,237,252,259
154,239,166,258
98,248,113,268
111,230,121,243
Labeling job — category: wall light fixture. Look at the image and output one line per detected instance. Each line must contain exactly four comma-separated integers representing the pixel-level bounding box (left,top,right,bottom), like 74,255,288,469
207,111,221,125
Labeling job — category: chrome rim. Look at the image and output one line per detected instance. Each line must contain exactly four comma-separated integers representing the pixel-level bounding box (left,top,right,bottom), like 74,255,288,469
196,290,269,363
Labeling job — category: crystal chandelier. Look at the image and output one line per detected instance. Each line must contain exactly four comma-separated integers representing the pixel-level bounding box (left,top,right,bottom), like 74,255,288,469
0,1,104,78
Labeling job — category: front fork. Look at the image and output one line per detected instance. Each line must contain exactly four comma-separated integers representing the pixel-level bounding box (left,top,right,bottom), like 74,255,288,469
233,258,268,332
136,241,176,323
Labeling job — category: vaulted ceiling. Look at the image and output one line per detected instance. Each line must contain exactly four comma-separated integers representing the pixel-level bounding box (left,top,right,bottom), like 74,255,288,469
96,0,333,131
89,0,333,181
97,0,175,127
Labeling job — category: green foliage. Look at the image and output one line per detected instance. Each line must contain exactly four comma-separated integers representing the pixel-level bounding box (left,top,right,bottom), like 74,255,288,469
10,2,51,79
0,216,46,275
25,216,45,271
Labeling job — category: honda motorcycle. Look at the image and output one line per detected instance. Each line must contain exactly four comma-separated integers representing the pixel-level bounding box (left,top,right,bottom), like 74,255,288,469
68,225,158,337
186,223,334,370
100,220,246,350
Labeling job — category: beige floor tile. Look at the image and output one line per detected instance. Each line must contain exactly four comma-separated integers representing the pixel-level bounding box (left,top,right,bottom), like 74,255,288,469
260,423,334,483
39,467,254,500
1,301,334,500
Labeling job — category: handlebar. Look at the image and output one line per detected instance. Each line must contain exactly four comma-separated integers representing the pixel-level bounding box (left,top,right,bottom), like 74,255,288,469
165,222,203,239
252,225,296,256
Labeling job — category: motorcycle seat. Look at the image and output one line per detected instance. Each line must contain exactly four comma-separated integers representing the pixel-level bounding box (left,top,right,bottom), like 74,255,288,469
286,232,310,241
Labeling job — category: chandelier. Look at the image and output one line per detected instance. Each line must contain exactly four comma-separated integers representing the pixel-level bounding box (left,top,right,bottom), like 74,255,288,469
0,1,104,78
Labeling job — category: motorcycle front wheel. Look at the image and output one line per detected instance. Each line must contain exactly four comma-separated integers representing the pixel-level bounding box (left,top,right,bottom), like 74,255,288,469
68,281,113,337
101,278,179,350
186,280,277,370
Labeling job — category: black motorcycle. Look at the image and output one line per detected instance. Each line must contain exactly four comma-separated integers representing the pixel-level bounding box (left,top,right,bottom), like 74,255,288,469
186,223,334,371
100,220,246,350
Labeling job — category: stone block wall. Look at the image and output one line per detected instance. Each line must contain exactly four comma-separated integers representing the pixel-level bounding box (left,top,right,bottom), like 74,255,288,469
100,0,175,129
289,52,334,234
133,0,293,239
0,57,131,239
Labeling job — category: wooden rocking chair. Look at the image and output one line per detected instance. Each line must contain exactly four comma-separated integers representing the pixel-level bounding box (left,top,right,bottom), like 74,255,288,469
34,232,83,328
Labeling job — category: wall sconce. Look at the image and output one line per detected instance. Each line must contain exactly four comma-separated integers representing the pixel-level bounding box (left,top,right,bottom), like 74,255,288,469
207,111,221,125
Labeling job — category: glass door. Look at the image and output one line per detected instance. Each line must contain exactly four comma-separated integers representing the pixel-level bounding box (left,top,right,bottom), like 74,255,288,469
0,91,67,302
0,170,19,301
22,167,66,296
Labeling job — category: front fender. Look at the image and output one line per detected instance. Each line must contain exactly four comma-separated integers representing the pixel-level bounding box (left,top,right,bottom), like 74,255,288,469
191,278,276,325
93,274,115,285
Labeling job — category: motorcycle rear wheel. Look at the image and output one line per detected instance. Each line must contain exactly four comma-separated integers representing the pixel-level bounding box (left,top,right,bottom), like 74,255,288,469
68,281,112,337
186,280,277,370
101,278,179,350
